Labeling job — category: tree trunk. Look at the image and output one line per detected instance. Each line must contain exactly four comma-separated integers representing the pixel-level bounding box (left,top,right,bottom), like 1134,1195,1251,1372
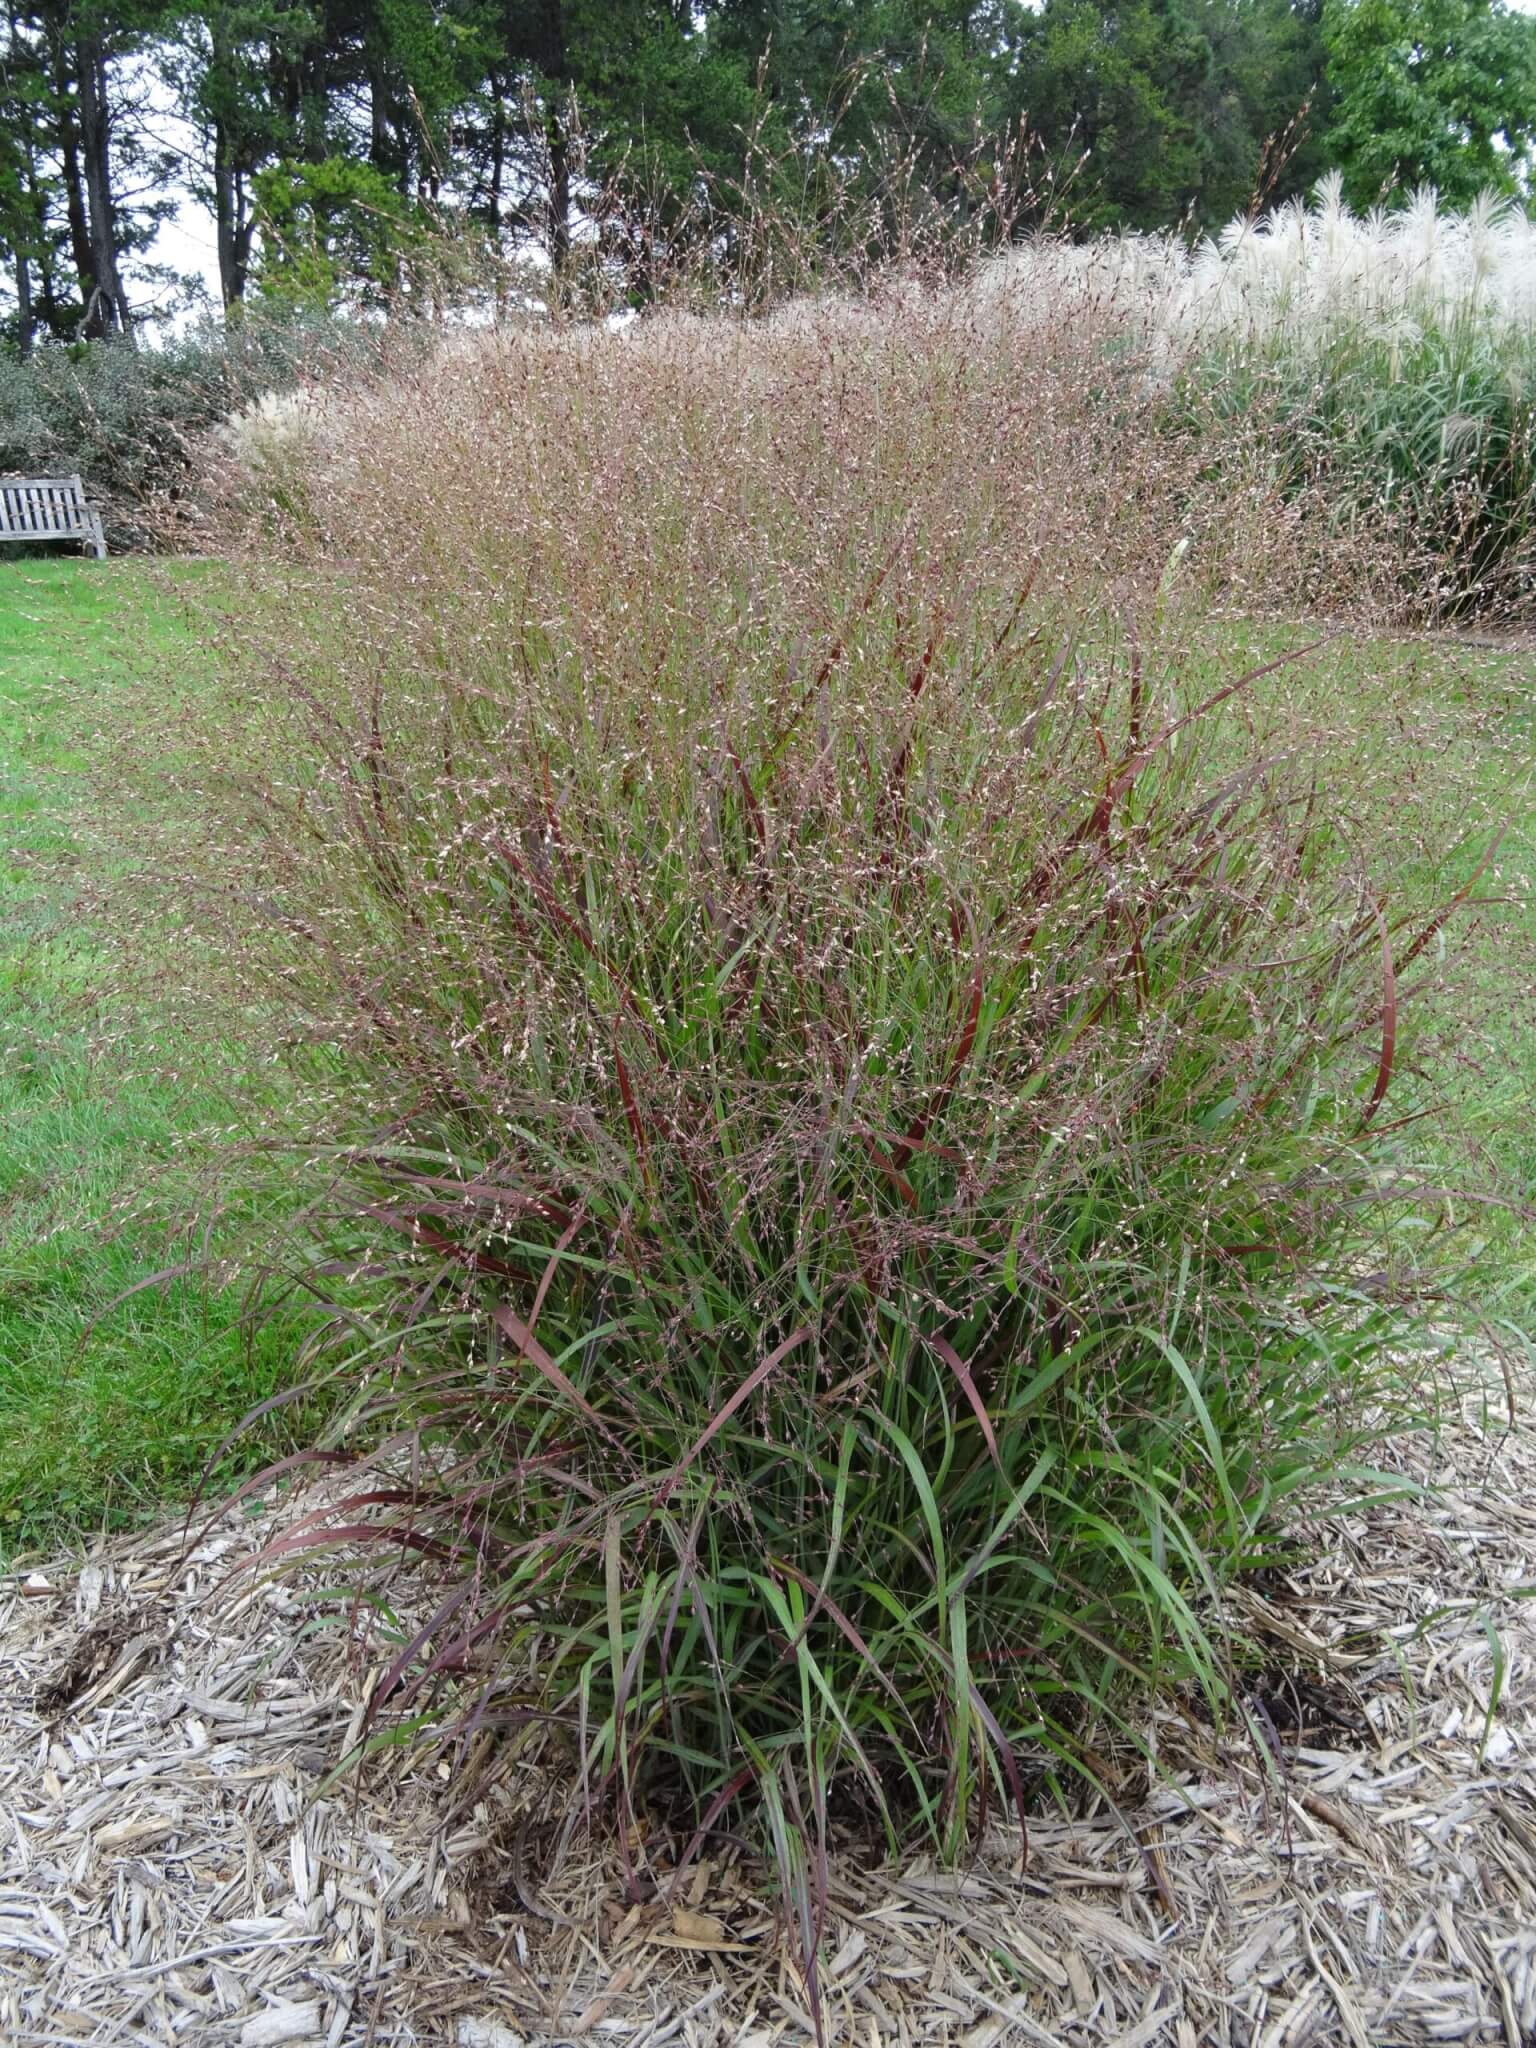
212,127,253,305
547,97,570,291
210,16,247,307
529,1,571,297
488,70,505,234
25,130,65,340
14,246,34,356
13,71,35,352
233,170,254,301
75,28,132,339
369,53,393,174
5,4,35,352
213,121,238,305
53,55,98,323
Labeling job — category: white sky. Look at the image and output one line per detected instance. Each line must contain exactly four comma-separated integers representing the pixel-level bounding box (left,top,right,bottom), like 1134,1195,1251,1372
150,205,220,323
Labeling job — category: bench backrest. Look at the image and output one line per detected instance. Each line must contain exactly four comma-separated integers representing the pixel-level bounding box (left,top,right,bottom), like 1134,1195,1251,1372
0,474,106,556
0,476,93,538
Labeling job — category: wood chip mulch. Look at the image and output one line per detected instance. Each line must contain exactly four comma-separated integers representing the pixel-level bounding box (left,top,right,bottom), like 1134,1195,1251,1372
3,1383,1535,2048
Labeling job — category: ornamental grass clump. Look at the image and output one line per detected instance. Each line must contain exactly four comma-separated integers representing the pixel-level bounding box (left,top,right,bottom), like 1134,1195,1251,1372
1180,185,1536,616
158,286,1495,1926
984,179,1536,615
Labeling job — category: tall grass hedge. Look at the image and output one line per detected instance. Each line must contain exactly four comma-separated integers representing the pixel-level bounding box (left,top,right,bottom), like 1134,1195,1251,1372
131,279,1514,1955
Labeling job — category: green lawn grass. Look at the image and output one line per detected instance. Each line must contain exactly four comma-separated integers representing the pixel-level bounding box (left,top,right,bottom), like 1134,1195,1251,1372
0,559,309,1553
1228,622,1536,1220
1198,620,1536,1225
1386,635,1536,1224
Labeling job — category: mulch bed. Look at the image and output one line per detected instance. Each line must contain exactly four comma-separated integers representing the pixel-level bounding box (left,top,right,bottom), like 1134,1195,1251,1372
3,1381,1534,2047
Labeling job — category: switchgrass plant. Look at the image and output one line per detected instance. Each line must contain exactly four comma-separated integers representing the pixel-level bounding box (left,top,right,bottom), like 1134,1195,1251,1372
133,284,1520,1963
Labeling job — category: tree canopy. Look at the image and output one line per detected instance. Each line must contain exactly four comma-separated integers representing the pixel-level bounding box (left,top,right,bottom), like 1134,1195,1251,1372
1323,0,1536,210
0,0,1531,346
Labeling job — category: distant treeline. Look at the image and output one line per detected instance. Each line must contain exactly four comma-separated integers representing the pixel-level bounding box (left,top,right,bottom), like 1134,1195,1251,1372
2,0,1534,344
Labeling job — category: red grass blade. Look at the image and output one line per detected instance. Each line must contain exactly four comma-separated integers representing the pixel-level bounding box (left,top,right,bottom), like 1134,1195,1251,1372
727,740,767,851
766,523,913,759
893,954,984,1167
528,1205,589,1338
1357,899,1397,1131
493,1305,622,1446
184,1446,356,1553
768,1557,912,1715
1126,612,1144,756
1395,823,1508,974
1028,639,1327,907
925,1333,1003,1475
962,1681,1030,1869
369,1582,476,1713
862,1134,919,1209
666,1766,756,1905
653,1325,814,1508
365,1204,525,1281
613,1043,651,1184
384,1171,575,1232
250,1521,452,1565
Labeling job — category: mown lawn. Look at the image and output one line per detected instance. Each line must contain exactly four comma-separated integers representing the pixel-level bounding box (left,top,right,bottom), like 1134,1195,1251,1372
1201,619,1536,1230
0,559,309,1553
1,560,1531,1554
1393,634,1536,1228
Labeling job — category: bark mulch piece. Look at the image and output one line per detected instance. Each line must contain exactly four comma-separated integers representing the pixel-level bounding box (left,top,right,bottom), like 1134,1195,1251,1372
3,1381,1534,2046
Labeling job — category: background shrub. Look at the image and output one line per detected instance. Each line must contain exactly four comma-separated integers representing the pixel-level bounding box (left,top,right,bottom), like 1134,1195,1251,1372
0,315,377,550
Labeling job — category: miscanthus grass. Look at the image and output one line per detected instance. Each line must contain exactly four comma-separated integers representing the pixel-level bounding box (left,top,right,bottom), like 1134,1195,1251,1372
997,176,1536,353
985,179,1536,614
125,279,1522,1987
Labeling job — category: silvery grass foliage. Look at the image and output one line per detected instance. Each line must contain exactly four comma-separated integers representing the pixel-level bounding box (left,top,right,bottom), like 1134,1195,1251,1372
985,177,1536,355
212,388,335,533
150,283,1513,1997
982,179,1536,613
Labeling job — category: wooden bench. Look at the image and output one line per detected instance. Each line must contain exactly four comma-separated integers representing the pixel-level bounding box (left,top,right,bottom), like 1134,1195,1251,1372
0,475,107,558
